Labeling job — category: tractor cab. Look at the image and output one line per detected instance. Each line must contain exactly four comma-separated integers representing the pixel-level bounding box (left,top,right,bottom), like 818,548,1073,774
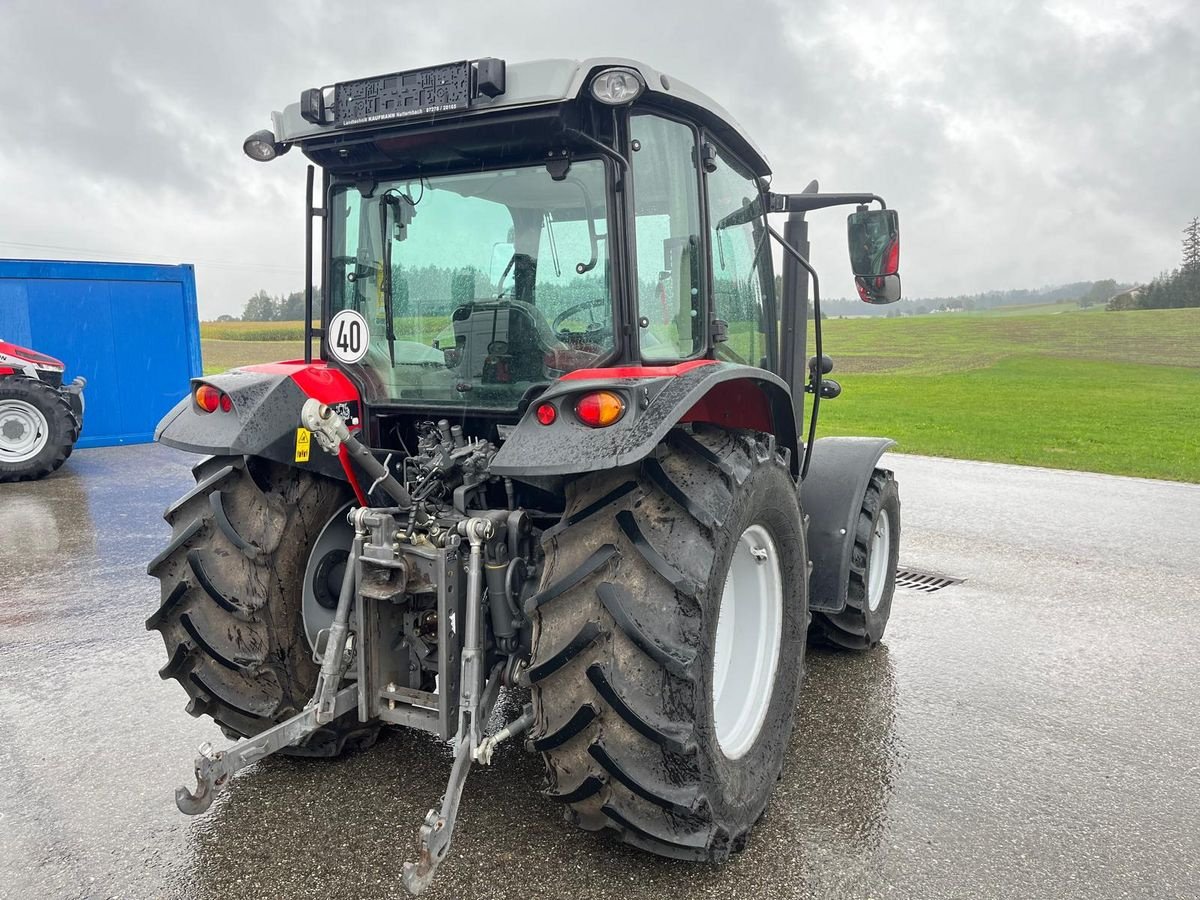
241,58,898,453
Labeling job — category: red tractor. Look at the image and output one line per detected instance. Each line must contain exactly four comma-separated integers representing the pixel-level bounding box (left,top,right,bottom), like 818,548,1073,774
0,340,85,482
149,58,903,894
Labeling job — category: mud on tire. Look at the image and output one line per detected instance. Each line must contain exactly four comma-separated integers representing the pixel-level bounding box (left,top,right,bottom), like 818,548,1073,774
527,425,809,860
147,455,379,756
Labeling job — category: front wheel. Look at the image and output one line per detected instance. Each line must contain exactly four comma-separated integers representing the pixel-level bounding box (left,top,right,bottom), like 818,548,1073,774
811,469,900,650
528,426,809,859
0,377,77,482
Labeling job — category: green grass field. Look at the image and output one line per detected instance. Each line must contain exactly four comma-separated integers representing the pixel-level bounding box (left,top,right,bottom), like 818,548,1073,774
202,306,1200,482
811,307,1200,482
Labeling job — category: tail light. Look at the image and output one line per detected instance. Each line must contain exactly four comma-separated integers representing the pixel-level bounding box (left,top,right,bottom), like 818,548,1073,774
883,237,900,275
194,384,233,414
535,402,558,425
574,391,625,428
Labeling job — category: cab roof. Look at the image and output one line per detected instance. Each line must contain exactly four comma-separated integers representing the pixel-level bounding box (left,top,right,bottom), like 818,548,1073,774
269,57,771,177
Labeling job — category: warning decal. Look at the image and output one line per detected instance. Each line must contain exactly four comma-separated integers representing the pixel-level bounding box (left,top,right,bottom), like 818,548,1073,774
295,427,312,463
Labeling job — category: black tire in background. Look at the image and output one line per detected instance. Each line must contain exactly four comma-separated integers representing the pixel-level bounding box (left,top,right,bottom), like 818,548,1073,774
0,376,77,482
811,469,900,651
147,454,378,756
527,426,809,860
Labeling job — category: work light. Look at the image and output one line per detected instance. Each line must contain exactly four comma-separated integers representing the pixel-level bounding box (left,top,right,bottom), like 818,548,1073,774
242,130,289,162
589,67,644,105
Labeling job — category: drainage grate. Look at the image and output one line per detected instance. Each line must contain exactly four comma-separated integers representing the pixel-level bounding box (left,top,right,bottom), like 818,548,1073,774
894,566,964,593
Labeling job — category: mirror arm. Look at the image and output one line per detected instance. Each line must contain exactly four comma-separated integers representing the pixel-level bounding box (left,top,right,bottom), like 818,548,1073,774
766,223,823,481
562,129,628,189
769,192,886,213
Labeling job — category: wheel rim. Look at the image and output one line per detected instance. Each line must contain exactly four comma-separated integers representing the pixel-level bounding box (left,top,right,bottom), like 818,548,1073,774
712,524,784,760
0,399,50,463
302,502,353,650
868,509,891,613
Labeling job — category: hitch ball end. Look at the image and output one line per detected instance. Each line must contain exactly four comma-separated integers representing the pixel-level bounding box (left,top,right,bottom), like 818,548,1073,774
301,398,350,452
300,398,331,430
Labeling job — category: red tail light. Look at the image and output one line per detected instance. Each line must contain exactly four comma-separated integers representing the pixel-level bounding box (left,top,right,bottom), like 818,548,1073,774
574,391,625,428
194,384,233,414
883,237,900,275
535,402,558,425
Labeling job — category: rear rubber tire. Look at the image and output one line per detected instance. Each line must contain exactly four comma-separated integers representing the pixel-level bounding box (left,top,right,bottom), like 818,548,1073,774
0,377,76,482
147,455,379,756
527,426,808,860
811,469,900,651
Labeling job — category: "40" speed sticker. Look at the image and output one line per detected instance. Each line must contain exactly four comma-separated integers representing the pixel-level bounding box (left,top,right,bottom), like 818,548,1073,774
328,309,370,364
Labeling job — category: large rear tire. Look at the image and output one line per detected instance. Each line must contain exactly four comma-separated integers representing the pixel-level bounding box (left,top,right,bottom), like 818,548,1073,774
811,469,900,651
527,426,808,860
147,455,379,756
0,377,76,482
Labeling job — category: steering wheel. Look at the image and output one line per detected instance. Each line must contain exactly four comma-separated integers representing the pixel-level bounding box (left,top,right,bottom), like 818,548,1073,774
552,297,609,335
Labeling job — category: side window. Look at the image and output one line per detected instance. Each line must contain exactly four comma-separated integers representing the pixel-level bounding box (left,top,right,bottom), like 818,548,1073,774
706,145,776,370
631,114,704,360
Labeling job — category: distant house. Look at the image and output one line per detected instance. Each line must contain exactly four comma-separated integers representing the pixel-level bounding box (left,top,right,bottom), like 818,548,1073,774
1105,287,1144,311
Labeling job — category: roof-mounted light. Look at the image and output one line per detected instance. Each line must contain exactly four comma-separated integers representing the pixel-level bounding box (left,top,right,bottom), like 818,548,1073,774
589,67,645,106
242,129,290,162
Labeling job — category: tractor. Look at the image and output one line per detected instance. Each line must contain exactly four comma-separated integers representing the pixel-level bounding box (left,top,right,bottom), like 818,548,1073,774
148,57,903,894
0,340,85,482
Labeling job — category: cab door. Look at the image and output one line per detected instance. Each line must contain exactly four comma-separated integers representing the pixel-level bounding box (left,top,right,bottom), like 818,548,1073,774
702,140,779,373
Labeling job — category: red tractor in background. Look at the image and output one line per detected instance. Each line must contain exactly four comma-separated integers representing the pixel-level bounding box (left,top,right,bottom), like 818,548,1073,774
0,340,85,482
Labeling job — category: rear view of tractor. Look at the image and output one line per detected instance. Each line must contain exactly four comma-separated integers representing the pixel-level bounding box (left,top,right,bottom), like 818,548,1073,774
0,340,85,482
148,58,904,893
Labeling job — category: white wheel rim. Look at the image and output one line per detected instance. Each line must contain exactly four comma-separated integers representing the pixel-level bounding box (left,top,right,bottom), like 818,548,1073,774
868,509,891,613
0,399,50,463
712,524,784,760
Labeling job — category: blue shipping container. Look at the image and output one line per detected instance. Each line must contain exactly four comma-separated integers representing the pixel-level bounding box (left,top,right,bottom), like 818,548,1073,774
0,259,201,448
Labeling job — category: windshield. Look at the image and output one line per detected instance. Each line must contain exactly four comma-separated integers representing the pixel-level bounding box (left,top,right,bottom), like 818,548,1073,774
328,160,612,409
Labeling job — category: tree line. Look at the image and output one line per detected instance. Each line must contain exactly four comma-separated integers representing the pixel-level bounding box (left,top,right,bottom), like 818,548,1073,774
816,280,1130,318
240,289,316,321
240,266,613,322
1107,218,1200,311
238,220,1200,323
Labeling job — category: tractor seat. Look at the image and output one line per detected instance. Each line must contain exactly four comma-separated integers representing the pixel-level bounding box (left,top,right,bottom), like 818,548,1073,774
449,300,563,384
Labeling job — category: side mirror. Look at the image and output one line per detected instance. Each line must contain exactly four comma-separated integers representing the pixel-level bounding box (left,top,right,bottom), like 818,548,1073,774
847,208,902,305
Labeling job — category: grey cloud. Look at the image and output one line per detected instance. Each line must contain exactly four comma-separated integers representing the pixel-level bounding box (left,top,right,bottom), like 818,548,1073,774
1,0,1197,315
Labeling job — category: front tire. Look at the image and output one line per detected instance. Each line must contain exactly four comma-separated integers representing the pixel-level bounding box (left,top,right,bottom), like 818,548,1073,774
811,469,900,650
528,426,808,860
147,455,378,756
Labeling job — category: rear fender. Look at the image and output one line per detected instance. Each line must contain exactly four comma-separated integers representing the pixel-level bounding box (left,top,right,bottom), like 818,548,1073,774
803,436,896,613
154,361,361,480
490,360,798,481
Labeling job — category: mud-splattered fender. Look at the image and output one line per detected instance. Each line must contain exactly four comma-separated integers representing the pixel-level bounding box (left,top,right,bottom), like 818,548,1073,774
154,361,361,480
802,436,896,613
490,360,798,482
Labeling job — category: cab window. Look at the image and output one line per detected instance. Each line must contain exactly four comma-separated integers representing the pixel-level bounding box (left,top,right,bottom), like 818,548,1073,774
705,145,776,370
631,114,705,360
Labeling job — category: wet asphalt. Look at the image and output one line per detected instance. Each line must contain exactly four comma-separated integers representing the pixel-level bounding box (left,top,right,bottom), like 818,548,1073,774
1,444,1198,900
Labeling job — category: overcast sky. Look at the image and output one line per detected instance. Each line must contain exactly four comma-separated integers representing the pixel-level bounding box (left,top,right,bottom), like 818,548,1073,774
1,0,1197,318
